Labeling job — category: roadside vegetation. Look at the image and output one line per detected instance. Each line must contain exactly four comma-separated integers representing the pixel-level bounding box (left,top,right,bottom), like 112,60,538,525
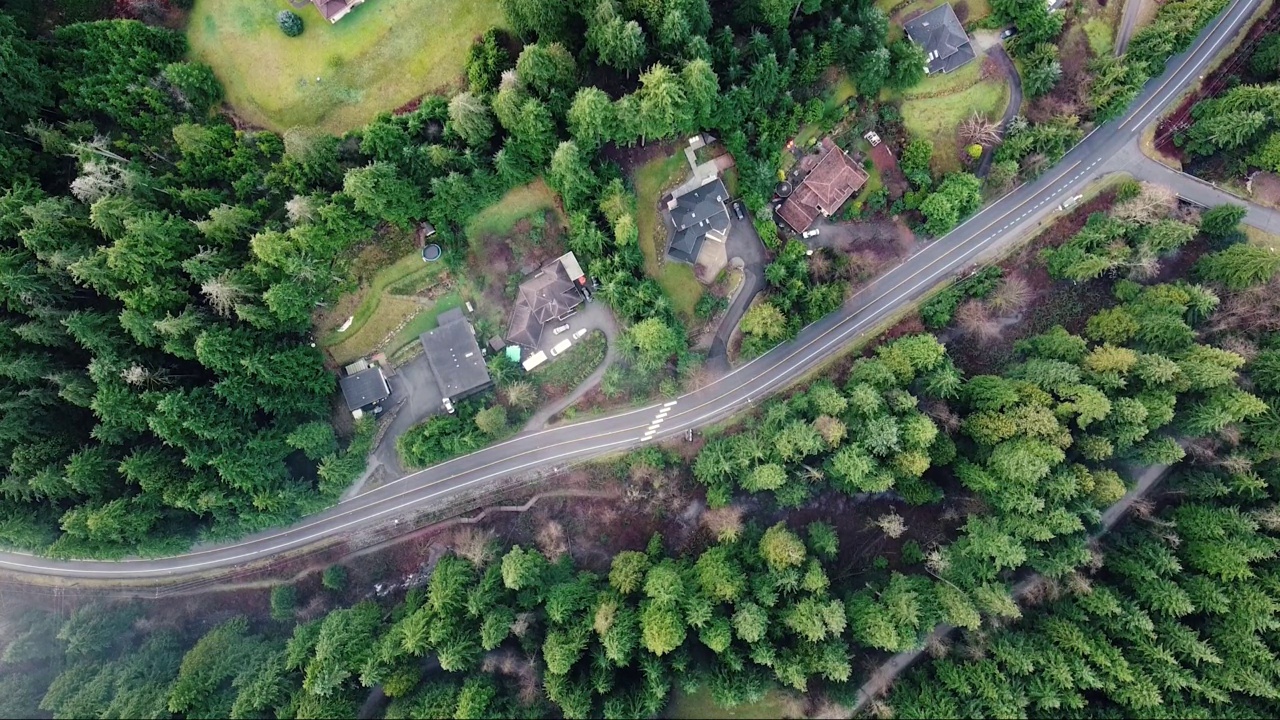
1161,4,1280,204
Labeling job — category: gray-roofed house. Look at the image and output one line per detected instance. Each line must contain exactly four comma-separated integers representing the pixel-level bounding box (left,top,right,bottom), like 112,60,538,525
311,0,365,23
420,312,492,406
666,177,730,264
339,365,390,417
904,4,976,75
506,252,588,349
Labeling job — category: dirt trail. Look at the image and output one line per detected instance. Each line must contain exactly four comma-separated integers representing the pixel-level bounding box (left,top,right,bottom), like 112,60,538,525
847,460,1173,716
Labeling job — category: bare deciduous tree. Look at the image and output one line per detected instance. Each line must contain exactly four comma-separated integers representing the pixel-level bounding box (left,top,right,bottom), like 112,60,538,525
1113,182,1177,225
535,519,568,560
503,380,537,409
701,505,745,543
875,511,907,539
201,274,245,317
285,195,318,225
449,526,497,566
925,547,950,575
959,111,1002,147
987,275,1032,315
955,299,1001,340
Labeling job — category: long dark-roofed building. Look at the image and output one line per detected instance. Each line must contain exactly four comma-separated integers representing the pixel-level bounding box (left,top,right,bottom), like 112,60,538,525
506,252,588,349
903,3,976,75
666,177,730,264
420,310,491,405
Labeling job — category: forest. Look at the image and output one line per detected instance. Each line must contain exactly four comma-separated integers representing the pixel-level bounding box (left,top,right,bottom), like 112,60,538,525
0,0,931,556
4,172,1280,717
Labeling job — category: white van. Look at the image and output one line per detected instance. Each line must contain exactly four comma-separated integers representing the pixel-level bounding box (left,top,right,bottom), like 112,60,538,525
550,339,572,357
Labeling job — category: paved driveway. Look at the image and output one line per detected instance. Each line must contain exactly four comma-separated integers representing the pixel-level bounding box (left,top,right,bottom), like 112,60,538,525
706,212,767,372
346,353,443,497
522,301,621,430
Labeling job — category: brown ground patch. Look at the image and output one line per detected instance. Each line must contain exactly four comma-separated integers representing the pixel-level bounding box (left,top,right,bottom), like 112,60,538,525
1249,171,1280,207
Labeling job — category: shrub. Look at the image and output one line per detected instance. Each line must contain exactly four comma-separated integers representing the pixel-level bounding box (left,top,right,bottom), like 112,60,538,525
277,10,303,37
270,585,297,621
322,565,348,592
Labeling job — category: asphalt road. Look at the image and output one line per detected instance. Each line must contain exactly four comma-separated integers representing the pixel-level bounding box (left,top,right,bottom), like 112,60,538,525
0,0,1265,580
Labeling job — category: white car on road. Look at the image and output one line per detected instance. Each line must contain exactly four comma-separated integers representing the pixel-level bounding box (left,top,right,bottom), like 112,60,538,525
572,328,587,340
552,324,570,335
550,339,572,357
802,228,821,239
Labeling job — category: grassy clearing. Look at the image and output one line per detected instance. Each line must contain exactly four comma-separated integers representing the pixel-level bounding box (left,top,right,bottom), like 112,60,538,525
465,179,562,242
669,688,793,719
632,154,704,319
902,73,1009,175
1246,226,1280,252
1083,16,1115,57
876,0,992,25
186,0,503,133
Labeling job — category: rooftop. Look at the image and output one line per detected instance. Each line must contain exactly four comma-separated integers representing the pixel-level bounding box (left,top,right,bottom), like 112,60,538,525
667,177,730,264
507,253,587,348
903,4,976,75
339,366,390,412
778,139,869,233
421,315,492,401
312,0,366,23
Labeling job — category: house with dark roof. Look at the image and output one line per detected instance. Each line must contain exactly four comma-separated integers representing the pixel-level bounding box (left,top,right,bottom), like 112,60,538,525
420,310,492,407
666,177,730,264
311,0,365,23
903,3,976,75
777,138,870,233
506,252,588,349
339,365,390,417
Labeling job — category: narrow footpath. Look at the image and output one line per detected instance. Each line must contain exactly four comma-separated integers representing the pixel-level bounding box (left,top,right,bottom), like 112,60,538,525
847,460,1174,716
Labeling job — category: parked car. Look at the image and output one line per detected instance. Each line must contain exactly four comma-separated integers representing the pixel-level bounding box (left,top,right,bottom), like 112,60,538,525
553,324,570,335
572,328,587,340
733,201,745,220
1058,194,1084,211
802,228,821,239
442,397,455,414
1000,27,1017,40
551,339,572,357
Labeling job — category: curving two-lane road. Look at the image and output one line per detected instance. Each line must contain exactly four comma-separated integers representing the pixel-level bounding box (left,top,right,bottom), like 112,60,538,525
0,0,1265,580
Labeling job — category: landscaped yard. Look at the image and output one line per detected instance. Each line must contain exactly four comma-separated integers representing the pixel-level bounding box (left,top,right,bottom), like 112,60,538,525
898,59,1010,175
320,249,461,366
186,0,503,132
632,154,704,320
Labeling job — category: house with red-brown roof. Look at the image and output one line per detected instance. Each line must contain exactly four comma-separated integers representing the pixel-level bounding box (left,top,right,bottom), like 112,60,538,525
312,0,365,23
777,138,869,234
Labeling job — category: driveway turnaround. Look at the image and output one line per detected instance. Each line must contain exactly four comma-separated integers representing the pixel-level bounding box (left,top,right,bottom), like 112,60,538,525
0,0,1265,580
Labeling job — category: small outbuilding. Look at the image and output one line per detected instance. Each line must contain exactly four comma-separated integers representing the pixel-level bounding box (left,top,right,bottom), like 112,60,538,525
339,365,390,418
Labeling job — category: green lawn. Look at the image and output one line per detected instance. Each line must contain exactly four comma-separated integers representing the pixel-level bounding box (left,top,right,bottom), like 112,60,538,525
186,0,503,133
1246,226,1280,252
322,251,450,365
466,179,561,245
901,66,1010,175
632,153,704,320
